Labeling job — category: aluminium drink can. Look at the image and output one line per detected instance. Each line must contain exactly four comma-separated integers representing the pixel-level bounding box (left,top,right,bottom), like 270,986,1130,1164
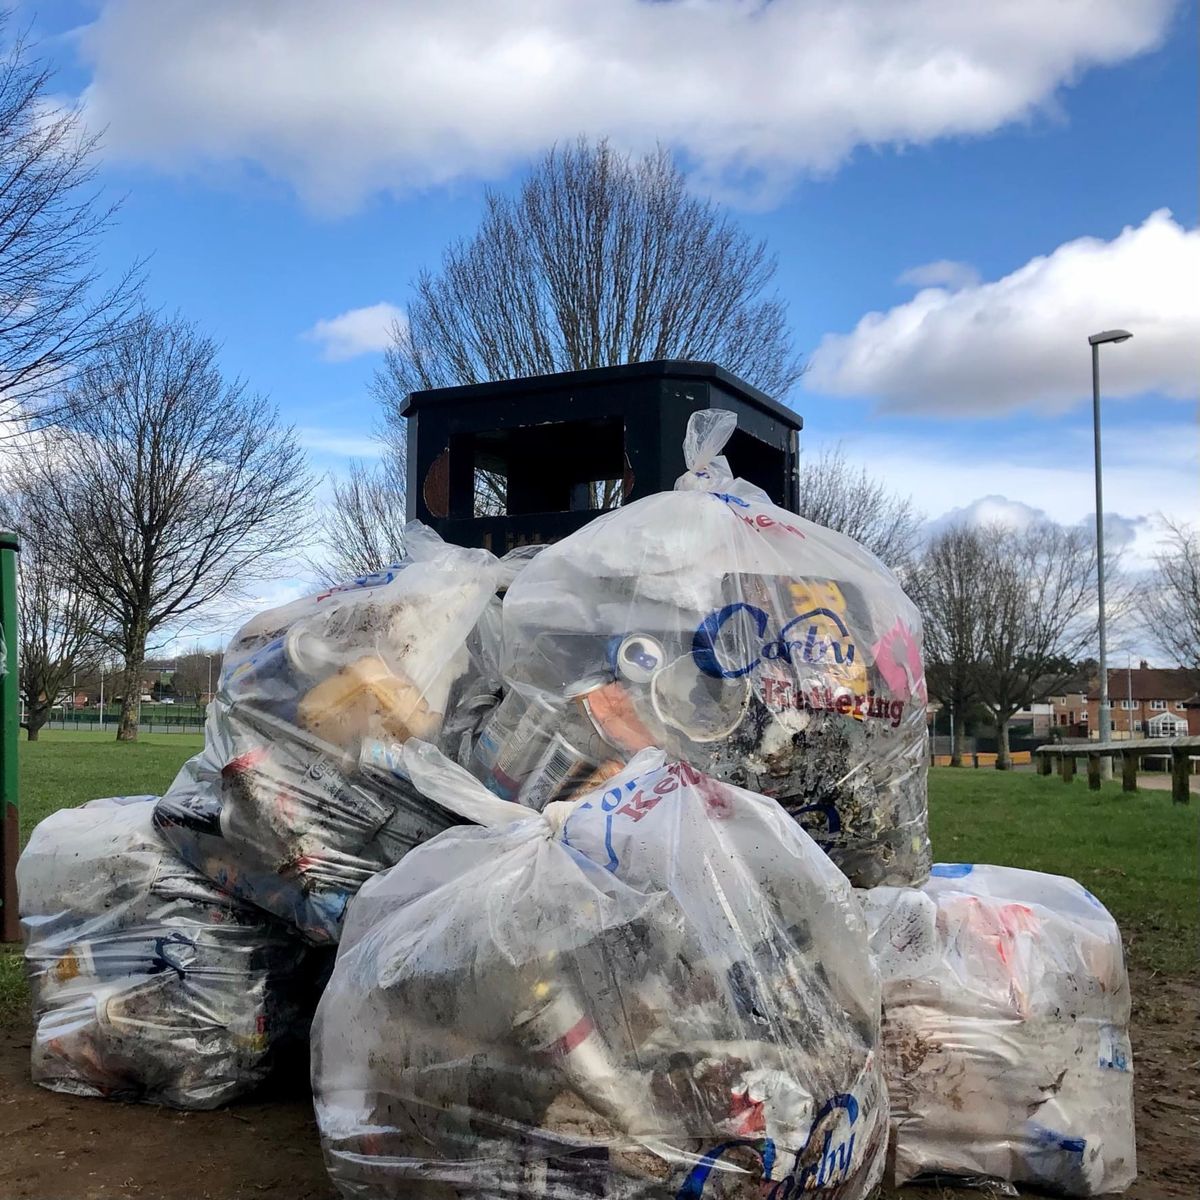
517,731,598,812
476,691,565,801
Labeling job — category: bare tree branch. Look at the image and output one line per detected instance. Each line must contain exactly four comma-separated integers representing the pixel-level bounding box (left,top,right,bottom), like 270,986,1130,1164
1142,518,1200,677
795,445,923,573
0,19,141,433
910,525,986,765
172,643,224,703
0,477,108,739
969,522,1098,768
314,440,408,582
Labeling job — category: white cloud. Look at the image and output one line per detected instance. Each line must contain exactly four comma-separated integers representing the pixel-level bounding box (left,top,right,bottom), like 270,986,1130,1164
75,0,1178,211
297,427,385,459
897,259,980,290
928,494,1047,533
1096,511,1151,551
925,494,1149,549
304,303,405,362
805,415,1197,570
806,210,1200,414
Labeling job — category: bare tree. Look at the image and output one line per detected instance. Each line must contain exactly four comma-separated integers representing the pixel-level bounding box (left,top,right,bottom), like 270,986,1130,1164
173,645,224,703
0,19,139,432
971,522,1098,769
316,438,408,582
1142,519,1200,676
0,481,106,740
912,525,986,766
796,446,923,573
375,138,803,435
22,312,310,741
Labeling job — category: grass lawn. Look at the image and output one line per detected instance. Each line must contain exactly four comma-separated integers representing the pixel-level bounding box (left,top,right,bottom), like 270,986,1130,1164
15,728,204,843
2,742,1196,1022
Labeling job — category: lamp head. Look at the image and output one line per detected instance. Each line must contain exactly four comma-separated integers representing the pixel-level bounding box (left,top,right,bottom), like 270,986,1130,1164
1089,329,1133,346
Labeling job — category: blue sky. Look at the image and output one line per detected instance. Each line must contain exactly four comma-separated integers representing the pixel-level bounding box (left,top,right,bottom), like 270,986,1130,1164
17,1,1199,646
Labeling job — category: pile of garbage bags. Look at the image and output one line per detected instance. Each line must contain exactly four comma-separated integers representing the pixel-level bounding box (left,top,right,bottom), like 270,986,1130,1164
499,410,930,888
18,796,309,1109
14,410,1135,1197
153,527,505,942
863,864,1137,1195
312,740,889,1199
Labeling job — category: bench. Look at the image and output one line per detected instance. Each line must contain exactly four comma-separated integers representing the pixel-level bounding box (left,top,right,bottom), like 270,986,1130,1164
1032,736,1199,803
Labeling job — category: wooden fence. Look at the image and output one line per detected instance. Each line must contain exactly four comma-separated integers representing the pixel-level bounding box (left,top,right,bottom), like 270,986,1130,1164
1032,736,1198,804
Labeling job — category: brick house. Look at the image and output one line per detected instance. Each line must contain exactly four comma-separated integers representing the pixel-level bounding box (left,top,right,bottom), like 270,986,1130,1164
1049,664,1193,740
1044,669,1094,738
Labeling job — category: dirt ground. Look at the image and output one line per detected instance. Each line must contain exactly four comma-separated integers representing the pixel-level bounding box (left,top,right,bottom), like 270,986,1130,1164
1,968,1196,1200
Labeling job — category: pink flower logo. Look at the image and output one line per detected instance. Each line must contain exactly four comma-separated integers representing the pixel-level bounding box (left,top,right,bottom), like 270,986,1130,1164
872,620,927,703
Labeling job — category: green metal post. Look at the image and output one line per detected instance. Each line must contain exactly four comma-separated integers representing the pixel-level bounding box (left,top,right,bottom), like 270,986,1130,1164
1,529,19,941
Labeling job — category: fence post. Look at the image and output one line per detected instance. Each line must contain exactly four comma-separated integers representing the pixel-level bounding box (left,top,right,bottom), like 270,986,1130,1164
1172,749,1191,805
1038,752,1053,777
1087,754,1103,790
1121,752,1139,793
1,529,19,943
1060,754,1076,784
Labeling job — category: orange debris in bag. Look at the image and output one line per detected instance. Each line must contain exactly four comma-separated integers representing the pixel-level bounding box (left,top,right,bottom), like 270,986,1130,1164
298,655,441,746
577,681,656,755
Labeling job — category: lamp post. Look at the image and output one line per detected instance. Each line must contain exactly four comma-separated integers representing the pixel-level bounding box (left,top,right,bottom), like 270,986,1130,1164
1088,328,1133,775
1127,653,1134,738
205,654,213,704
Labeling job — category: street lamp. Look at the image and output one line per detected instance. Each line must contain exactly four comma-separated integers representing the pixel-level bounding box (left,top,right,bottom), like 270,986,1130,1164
1088,328,1133,771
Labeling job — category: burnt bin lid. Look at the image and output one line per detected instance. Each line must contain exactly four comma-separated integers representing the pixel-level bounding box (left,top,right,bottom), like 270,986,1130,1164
400,360,803,430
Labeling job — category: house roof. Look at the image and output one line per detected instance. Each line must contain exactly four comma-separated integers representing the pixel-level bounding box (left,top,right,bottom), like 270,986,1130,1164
1087,667,1196,702
1045,671,1092,696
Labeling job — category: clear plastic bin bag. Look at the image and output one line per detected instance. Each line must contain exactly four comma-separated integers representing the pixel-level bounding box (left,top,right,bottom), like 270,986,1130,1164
862,863,1136,1195
18,796,310,1109
312,740,888,1200
496,410,930,887
153,524,507,942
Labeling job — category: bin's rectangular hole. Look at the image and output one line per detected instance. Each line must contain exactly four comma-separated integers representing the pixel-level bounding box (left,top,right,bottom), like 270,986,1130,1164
724,428,786,502
464,418,625,518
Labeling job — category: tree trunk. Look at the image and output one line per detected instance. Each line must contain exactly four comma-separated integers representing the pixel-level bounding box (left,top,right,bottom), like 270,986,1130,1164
995,718,1012,770
24,699,51,741
117,633,147,742
950,723,966,768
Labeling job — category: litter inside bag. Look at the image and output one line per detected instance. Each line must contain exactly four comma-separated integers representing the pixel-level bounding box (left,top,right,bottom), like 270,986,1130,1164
312,740,888,1199
18,797,310,1110
153,523,506,942
496,410,930,888
862,863,1136,1195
